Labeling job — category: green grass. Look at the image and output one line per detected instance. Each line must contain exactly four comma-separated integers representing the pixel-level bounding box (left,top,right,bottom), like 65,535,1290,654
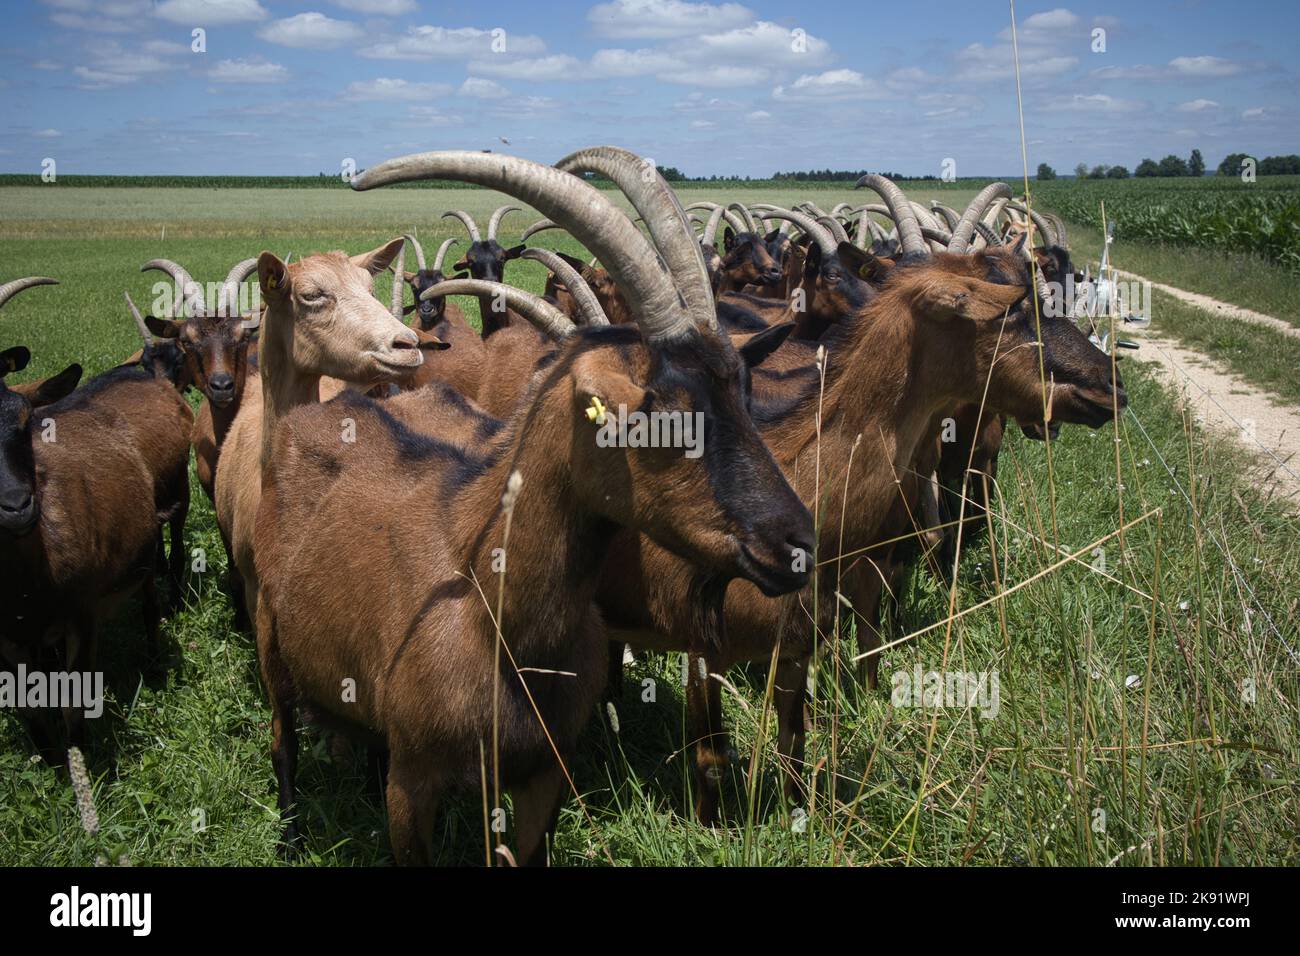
1,188,1297,866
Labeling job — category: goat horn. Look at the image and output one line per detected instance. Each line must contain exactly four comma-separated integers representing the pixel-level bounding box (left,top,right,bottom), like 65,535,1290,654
141,259,206,318
354,150,689,343
798,200,828,218
521,219,561,241
948,183,1014,254
830,202,853,221
751,206,837,259
973,222,1003,248
727,202,760,234
217,258,258,317
855,175,926,256
432,237,459,273
402,232,427,272
1003,201,1058,247
441,210,482,243
521,247,609,327
487,205,521,241
920,226,953,247
930,202,961,231
555,146,715,333
702,206,727,248
0,276,57,311
817,215,849,244
390,241,406,321
422,278,575,340
123,291,153,347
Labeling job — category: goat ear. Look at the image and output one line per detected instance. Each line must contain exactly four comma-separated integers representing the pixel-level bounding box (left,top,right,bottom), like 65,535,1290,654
258,251,291,302
0,347,32,377
556,252,588,274
734,322,794,369
145,316,179,339
451,259,470,275
1008,231,1028,256
918,277,1026,322
417,338,451,351
573,358,649,425
836,241,891,283
350,236,406,277
764,228,782,243
24,363,83,407
502,244,526,261
723,227,736,252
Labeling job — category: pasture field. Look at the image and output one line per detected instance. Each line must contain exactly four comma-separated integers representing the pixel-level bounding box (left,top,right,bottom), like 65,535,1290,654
0,186,1297,866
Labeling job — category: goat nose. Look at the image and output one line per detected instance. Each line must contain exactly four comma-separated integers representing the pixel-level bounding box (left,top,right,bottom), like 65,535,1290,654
0,491,33,515
209,373,234,393
392,326,420,349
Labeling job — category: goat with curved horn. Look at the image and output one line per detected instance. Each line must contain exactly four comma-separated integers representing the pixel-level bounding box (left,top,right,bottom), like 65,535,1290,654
930,202,961,231
1003,200,1058,248
432,237,459,273
0,276,58,311
817,215,849,244
354,150,695,342
750,206,838,260
123,291,154,347
855,175,927,256
947,183,1014,254
521,247,609,326
402,232,427,272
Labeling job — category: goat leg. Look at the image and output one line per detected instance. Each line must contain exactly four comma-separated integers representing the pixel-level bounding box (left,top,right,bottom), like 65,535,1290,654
511,762,566,867
257,605,301,857
686,647,729,826
167,482,189,611
774,655,810,805
384,750,440,866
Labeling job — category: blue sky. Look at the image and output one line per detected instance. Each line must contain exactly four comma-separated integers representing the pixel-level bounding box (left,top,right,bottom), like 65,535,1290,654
2,0,1297,177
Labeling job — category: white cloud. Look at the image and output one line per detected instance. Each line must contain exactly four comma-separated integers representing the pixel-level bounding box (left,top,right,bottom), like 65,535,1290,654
690,119,716,129
42,0,150,32
773,69,886,102
1069,93,1143,113
997,7,1080,43
590,47,686,77
34,129,62,138
404,106,463,127
154,0,267,25
1176,98,1220,112
459,77,509,99
691,20,831,67
70,39,186,89
1169,55,1242,77
347,77,453,100
329,0,416,13
667,65,767,87
955,43,1077,83
360,25,545,60
588,0,753,39
746,110,772,122
209,57,288,84
1091,64,1162,80
258,12,363,49
1241,107,1267,119
469,55,582,81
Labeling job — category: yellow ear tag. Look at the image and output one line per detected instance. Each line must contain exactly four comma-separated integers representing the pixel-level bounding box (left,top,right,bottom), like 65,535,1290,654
267,274,277,290
585,395,607,425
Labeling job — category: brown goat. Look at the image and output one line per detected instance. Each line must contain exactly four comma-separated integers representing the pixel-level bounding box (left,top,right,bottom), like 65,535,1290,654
253,148,813,865
598,244,1128,823
0,279,181,752
214,240,422,631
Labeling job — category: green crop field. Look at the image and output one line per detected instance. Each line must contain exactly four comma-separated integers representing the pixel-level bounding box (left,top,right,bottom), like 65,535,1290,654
1034,175,1300,272
0,185,1296,867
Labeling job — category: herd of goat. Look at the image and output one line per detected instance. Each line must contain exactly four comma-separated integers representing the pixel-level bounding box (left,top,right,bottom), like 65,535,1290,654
0,146,1128,865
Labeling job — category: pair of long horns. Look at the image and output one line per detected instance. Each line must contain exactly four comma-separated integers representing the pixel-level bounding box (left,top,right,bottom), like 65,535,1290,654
0,276,58,311
141,258,258,318
441,205,520,244
399,233,459,275
354,147,716,343
749,204,838,259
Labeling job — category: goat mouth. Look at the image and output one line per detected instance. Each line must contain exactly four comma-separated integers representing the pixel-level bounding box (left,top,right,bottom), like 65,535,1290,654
1061,386,1127,428
368,348,424,372
0,503,39,537
736,541,809,597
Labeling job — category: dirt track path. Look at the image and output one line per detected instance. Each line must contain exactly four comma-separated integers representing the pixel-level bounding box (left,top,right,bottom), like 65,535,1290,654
1114,267,1300,340
1127,330,1300,504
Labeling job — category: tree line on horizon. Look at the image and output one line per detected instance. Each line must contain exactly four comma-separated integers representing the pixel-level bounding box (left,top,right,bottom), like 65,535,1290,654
1036,151,1300,180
